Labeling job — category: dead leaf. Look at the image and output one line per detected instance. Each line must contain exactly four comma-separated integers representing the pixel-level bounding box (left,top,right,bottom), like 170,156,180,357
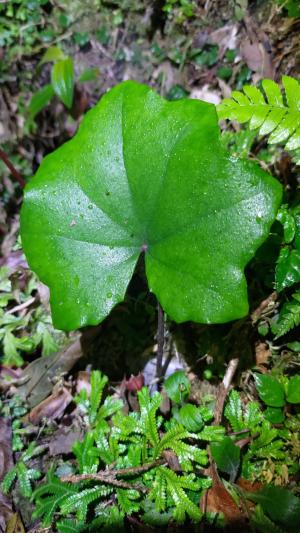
5,513,25,533
204,480,244,522
0,418,13,481
17,336,82,407
125,373,144,392
0,493,13,532
255,342,271,367
236,478,263,492
209,24,239,53
241,38,274,79
49,424,83,456
0,418,14,531
163,450,181,472
25,385,73,425
76,371,91,396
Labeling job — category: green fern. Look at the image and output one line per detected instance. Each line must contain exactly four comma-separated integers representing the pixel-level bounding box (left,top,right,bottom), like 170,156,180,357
1,442,44,497
224,390,244,432
73,433,99,474
271,290,300,338
155,424,207,470
137,387,161,448
61,486,112,522
75,370,108,426
116,488,141,515
217,76,300,151
149,467,204,523
32,470,80,526
225,391,264,433
57,519,85,533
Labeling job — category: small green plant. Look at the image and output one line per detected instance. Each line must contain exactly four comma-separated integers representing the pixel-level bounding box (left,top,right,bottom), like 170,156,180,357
0,267,64,366
3,369,299,530
163,0,196,23
224,385,300,484
2,442,44,497
29,46,99,118
217,76,300,152
31,370,212,529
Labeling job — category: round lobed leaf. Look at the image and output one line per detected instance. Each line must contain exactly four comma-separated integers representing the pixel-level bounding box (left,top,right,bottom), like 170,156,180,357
21,81,282,331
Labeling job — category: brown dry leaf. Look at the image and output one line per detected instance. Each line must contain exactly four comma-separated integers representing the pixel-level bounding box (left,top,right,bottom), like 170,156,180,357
0,419,14,532
76,371,91,396
209,24,239,53
255,342,271,367
25,385,73,425
236,478,263,492
202,469,244,523
16,336,82,407
0,418,13,481
241,38,274,79
5,513,25,533
0,492,13,532
49,424,83,456
163,450,181,472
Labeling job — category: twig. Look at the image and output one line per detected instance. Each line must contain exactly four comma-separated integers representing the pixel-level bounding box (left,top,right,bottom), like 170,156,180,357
0,147,25,188
7,296,36,315
214,357,239,425
156,302,165,379
251,291,277,324
61,459,165,492
62,474,146,492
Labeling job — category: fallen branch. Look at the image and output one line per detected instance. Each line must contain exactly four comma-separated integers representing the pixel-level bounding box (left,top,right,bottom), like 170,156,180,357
61,458,166,493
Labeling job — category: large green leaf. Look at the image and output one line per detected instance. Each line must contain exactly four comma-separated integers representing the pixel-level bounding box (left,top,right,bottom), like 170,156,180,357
211,436,240,479
246,485,300,528
20,81,282,331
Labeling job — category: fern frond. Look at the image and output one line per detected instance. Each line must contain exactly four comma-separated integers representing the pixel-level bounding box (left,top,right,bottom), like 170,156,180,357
73,433,98,474
249,421,277,452
57,519,85,533
158,467,202,523
97,396,123,421
149,468,167,512
271,290,300,338
1,467,17,494
138,388,161,448
94,434,117,465
32,470,79,526
217,76,300,151
61,486,111,522
155,424,207,470
244,401,263,430
116,488,141,515
112,412,141,438
155,425,190,456
224,390,244,432
89,371,108,425
94,503,124,528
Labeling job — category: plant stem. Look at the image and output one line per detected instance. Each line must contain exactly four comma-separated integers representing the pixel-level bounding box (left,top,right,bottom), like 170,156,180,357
0,147,26,188
214,357,239,424
156,302,165,379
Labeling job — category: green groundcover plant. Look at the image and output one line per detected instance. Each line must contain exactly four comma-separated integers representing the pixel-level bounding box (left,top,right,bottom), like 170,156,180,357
2,369,300,531
20,80,281,331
